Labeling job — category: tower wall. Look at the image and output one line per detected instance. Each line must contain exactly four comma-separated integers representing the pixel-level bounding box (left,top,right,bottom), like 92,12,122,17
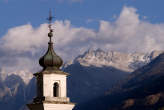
43,103,75,110
43,73,67,98
28,102,75,110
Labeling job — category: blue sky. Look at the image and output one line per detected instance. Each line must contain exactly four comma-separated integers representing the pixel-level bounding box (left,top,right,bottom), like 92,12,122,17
1,0,164,37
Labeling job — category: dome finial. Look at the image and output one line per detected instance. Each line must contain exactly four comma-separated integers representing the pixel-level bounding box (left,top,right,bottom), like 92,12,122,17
47,9,54,43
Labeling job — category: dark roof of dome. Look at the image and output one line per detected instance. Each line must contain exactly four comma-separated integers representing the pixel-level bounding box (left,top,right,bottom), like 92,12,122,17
39,42,63,70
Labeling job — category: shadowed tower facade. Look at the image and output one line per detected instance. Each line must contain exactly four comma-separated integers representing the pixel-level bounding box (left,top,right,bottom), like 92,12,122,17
27,11,75,110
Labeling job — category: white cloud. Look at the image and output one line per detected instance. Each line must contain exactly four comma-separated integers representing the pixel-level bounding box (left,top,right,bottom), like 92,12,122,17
1,6,164,80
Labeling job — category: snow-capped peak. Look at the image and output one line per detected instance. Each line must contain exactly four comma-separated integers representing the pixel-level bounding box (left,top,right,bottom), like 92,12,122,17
65,49,163,72
0,69,33,85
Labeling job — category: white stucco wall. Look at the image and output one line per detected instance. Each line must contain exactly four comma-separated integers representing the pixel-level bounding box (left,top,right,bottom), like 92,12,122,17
28,103,75,110
44,103,75,110
43,74,67,97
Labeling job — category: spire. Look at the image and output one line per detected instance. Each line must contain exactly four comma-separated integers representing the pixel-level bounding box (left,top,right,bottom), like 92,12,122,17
39,10,63,70
47,9,54,43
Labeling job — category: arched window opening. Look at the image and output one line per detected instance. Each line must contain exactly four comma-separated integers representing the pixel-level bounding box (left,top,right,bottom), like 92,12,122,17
53,82,59,97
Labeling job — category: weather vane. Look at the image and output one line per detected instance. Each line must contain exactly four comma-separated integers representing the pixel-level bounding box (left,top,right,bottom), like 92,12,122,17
47,9,55,43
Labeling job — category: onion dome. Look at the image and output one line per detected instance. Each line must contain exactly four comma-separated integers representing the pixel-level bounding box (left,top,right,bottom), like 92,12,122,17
39,12,63,70
39,41,63,70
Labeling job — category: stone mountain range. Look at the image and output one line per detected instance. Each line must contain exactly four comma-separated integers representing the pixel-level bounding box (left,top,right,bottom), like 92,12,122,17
0,49,163,110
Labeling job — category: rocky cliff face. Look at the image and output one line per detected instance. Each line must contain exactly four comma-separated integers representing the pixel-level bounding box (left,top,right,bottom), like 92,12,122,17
76,52,164,110
107,53,164,110
0,74,36,110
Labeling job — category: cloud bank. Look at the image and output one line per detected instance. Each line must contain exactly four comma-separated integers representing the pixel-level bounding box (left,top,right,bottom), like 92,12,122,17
1,6,164,82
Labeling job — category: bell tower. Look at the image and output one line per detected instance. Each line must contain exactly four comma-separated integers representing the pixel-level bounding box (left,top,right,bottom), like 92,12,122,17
27,11,75,110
